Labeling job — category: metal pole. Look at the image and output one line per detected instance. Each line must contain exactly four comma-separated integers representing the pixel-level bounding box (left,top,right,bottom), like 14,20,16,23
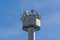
28,27,35,40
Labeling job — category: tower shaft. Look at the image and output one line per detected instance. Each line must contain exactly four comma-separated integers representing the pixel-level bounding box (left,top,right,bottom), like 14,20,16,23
28,27,35,40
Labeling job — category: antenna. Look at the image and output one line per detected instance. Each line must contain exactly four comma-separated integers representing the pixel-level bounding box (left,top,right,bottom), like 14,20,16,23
24,10,28,14
31,9,34,14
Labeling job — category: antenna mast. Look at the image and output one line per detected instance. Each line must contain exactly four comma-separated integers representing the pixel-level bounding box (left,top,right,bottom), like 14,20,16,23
21,9,41,40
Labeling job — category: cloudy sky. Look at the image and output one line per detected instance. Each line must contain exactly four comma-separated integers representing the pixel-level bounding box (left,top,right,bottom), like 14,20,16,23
0,0,60,40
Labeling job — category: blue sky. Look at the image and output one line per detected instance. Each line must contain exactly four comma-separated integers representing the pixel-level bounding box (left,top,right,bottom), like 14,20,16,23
0,0,60,40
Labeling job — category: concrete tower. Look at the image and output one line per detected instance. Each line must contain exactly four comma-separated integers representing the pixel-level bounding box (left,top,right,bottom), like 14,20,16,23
21,9,41,40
